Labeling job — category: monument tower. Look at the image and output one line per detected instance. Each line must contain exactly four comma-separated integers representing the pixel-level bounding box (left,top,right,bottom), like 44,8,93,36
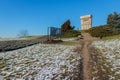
80,15,92,30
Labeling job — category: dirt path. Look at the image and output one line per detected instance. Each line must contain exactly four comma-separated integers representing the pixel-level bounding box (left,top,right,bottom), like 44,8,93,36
80,33,99,80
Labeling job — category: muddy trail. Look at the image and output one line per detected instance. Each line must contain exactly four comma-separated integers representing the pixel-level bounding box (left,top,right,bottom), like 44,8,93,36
79,33,99,80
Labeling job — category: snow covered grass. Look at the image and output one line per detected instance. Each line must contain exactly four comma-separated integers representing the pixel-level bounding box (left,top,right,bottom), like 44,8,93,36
0,43,81,80
60,38,77,42
90,39,120,80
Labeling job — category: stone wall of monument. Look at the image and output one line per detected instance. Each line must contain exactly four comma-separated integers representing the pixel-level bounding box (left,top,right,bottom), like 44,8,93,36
80,15,92,30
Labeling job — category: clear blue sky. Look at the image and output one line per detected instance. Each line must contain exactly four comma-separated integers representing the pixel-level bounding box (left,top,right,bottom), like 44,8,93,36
0,0,120,38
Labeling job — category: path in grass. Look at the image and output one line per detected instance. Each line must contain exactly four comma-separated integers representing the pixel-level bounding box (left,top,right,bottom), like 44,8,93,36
80,33,99,80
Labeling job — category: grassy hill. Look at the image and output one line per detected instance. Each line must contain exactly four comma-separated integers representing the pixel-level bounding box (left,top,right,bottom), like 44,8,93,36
102,34,120,40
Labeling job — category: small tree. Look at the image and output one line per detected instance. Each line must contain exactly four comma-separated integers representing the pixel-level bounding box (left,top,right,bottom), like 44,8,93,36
61,20,75,32
61,19,80,38
107,12,120,29
17,30,29,38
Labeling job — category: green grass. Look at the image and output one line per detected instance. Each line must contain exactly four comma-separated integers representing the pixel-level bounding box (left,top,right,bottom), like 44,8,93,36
102,34,120,40
78,30,87,33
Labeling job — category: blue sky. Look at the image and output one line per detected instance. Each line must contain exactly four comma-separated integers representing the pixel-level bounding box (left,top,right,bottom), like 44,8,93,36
0,0,120,38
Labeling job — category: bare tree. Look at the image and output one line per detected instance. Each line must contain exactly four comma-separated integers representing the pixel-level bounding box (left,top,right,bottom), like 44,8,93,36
17,30,29,38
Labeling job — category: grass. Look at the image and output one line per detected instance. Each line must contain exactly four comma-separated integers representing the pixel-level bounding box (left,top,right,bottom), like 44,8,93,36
60,41,78,46
60,35,78,38
0,43,81,79
89,47,112,80
90,39,120,80
20,35,45,39
78,30,88,33
55,37,77,40
102,34,120,40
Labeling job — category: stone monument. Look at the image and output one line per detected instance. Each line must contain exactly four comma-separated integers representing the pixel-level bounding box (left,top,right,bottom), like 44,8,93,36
80,15,92,30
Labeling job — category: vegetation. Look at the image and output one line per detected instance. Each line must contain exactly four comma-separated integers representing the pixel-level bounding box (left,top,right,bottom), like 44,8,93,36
107,12,120,29
61,20,75,32
17,30,29,38
61,30,81,38
88,12,120,38
0,38,44,52
78,30,87,33
21,35,43,39
90,47,113,80
60,41,78,46
61,20,81,38
102,34,120,40
88,25,120,37
91,39,120,80
0,43,82,80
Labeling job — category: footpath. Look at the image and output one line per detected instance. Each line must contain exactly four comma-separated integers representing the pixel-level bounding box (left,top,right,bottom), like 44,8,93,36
79,33,99,80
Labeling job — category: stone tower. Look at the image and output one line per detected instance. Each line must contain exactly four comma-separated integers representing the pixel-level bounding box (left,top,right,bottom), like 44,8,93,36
80,15,92,30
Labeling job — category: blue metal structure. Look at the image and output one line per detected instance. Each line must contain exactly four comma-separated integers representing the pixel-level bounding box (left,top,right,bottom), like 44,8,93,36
50,27,61,36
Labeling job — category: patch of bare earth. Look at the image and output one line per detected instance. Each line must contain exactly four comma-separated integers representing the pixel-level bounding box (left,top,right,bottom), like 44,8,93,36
79,33,99,80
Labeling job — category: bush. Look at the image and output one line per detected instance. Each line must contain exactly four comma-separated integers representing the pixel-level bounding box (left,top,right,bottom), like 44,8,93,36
61,30,81,38
60,19,81,38
88,25,120,37
88,11,120,38
61,20,75,32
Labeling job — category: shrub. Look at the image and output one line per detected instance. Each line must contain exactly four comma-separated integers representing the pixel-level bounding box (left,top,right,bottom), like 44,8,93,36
60,19,80,38
61,20,74,32
88,25,120,37
61,30,81,38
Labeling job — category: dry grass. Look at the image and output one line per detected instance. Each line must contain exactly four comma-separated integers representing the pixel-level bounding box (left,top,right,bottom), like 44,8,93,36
60,41,79,46
89,46,120,80
102,34,120,40
0,44,82,80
